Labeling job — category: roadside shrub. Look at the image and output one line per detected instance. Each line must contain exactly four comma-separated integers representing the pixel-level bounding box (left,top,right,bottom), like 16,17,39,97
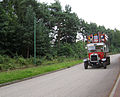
57,56,66,62
0,55,5,64
26,57,34,65
2,63,16,70
16,57,29,67
71,41,87,58
0,55,11,64
57,44,74,57
0,64,3,70
0,55,17,71
45,54,53,61
36,58,42,66
109,45,120,54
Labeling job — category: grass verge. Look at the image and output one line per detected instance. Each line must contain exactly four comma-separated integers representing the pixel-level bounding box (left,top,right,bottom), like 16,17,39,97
0,59,83,84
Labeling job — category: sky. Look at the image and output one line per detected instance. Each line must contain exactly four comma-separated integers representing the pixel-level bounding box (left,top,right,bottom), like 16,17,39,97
38,0,120,30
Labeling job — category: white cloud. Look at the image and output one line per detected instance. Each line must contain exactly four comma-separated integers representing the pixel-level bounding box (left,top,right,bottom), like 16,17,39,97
38,0,120,30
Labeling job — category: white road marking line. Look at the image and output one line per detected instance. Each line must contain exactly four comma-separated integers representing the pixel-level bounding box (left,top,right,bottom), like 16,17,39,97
109,73,120,97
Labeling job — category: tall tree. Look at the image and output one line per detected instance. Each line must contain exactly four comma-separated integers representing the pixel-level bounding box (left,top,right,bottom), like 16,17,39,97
0,1,17,55
36,19,51,56
49,0,64,48
61,5,80,43
22,5,35,57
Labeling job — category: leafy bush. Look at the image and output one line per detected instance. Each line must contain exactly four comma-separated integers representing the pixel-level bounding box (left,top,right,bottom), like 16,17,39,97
57,43,74,57
0,64,3,70
0,55,16,71
71,41,87,58
57,56,66,62
1,63,15,71
109,45,120,54
0,55,5,64
0,55,32,71
56,41,87,58
16,57,29,67
36,58,43,66
0,55,11,64
45,54,53,61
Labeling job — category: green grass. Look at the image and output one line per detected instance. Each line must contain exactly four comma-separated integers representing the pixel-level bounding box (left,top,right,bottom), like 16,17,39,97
0,59,83,84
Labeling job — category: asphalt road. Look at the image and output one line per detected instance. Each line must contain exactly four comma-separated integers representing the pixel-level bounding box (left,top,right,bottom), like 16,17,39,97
0,54,120,97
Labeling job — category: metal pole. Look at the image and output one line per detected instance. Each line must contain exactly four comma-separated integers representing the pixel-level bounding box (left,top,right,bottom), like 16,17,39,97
34,16,36,65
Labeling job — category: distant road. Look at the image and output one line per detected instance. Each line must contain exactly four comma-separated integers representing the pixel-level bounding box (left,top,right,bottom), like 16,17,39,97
0,54,120,97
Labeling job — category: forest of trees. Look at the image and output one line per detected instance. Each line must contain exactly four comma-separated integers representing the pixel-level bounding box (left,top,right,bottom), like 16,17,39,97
0,0,120,59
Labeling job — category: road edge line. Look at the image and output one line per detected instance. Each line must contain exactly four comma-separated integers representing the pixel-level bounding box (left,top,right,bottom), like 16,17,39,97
109,73,120,97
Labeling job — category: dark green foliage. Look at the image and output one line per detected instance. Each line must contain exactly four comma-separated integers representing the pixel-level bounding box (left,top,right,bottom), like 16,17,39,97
0,55,16,70
0,1,18,56
0,55,81,71
36,19,51,56
0,0,81,57
57,43,74,57
72,41,87,58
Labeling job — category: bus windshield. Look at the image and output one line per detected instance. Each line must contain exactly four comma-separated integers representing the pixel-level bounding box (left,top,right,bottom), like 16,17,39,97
88,46,103,52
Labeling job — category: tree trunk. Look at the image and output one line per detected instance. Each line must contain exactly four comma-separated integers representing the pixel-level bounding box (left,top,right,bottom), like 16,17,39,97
58,23,61,48
27,47,29,58
82,33,85,48
58,30,60,48
66,33,67,43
